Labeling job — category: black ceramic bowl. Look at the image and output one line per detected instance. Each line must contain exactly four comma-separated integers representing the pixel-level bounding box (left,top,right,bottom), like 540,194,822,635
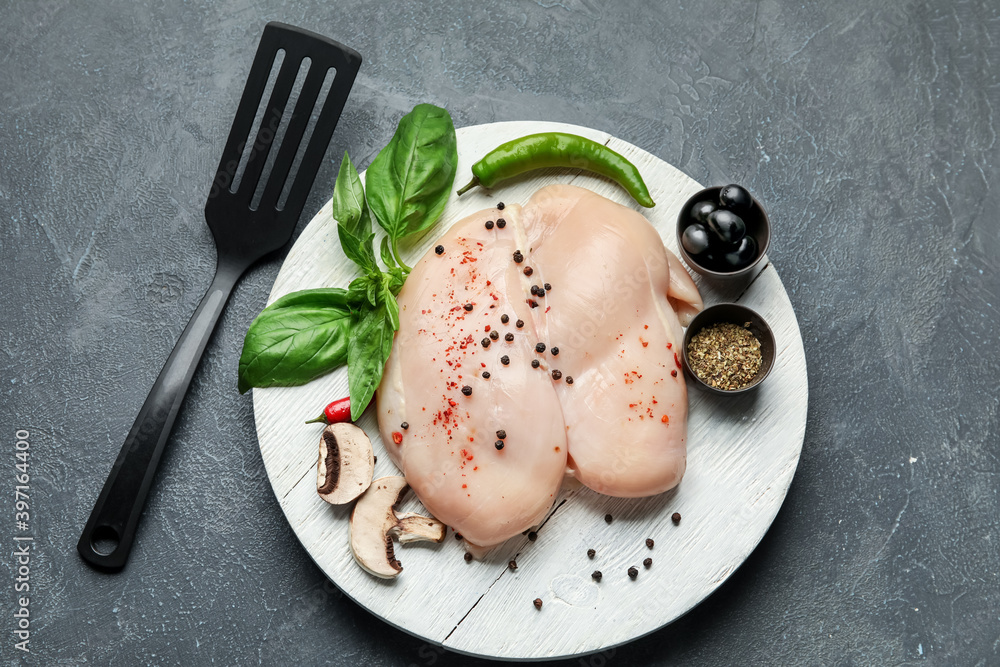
682,303,776,395
675,186,771,279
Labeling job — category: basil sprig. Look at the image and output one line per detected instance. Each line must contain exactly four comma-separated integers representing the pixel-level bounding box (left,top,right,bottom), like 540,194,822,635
237,104,457,421
366,104,458,270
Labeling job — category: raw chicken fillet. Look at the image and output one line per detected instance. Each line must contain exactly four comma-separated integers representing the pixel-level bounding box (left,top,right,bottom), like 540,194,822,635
377,185,702,547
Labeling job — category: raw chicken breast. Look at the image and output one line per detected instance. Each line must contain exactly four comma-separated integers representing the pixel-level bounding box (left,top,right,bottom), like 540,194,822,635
376,206,567,548
377,185,702,545
519,185,700,496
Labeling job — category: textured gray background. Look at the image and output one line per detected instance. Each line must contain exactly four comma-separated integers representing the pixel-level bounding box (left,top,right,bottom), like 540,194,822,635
2,0,998,664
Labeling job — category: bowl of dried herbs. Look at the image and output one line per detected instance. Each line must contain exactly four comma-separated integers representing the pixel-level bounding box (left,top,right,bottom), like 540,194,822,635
682,303,775,395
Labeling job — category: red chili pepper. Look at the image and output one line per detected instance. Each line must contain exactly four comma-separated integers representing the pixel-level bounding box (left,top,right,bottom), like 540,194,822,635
304,396,351,424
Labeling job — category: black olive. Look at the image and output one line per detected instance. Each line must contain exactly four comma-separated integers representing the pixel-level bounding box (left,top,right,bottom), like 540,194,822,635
706,210,746,246
690,200,716,224
721,235,758,269
719,184,753,212
681,223,711,255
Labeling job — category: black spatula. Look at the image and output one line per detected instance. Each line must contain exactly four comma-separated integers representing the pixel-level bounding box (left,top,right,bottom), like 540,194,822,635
78,22,361,571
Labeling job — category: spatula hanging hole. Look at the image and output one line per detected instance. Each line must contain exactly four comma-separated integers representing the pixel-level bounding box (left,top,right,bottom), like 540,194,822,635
249,57,312,212
90,525,120,556
276,67,338,211
229,49,286,195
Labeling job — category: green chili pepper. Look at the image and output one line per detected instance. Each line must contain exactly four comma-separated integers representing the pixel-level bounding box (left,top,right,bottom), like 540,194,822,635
456,132,655,207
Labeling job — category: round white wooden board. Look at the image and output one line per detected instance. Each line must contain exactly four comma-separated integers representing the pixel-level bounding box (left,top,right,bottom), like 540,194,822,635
253,121,807,661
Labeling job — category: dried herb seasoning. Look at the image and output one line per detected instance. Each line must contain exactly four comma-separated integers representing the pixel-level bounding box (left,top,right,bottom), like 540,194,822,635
686,322,762,390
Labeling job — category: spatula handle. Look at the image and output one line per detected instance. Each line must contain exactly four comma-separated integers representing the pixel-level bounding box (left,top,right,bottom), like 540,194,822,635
77,260,244,571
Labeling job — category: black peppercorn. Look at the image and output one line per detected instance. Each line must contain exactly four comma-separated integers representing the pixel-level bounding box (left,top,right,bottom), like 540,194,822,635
551,370,562,380
523,266,533,276
645,538,654,549
490,330,499,341
533,598,542,610
501,314,509,324
529,300,539,308
516,319,525,328
464,303,474,311
672,512,681,524
482,371,491,379
455,533,462,540
495,440,504,450
643,557,652,568
591,570,602,581
671,370,678,377
485,219,494,230
628,566,638,579
400,422,409,430
566,376,574,385
497,218,506,228
528,531,537,542
508,560,517,570
544,283,551,291
513,250,523,263
496,429,506,439
535,342,546,353
505,332,514,342
550,347,559,356
530,285,539,296
464,552,473,562
497,202,505,210
501,355,510,365
604,514,613,524
461,385,472,396
481,337,491,348
531,359,540,369
434,245,444,255
587,548,595,559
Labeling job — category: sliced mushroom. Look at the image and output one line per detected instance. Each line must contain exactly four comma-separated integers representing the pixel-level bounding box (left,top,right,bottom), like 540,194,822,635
350,476,446,578
317,423,374,505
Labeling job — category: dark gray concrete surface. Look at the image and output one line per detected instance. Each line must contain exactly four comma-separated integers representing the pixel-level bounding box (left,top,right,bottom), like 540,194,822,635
2,0,998,664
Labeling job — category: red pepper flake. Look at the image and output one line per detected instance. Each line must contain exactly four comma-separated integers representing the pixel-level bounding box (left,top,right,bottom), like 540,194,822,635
644,324,649,330
484,325,491,332
448,399,458,407
640,337,649,348
667,342,673,349
462,483,467,489
671,369,678,377
661,415,669,423
391,432,403,445
674,352,682,368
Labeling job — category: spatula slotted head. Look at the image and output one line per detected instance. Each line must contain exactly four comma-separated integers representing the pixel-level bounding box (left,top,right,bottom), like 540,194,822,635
205,22,361,264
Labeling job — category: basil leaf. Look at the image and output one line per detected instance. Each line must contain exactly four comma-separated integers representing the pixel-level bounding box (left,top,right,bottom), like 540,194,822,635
238,288,352,394
380,275,400,331
365,104,458,243
347,275,376,309
347,304,396,421
379,236,395,269
332,152,376,273
265,287,350,312
386,267,406,296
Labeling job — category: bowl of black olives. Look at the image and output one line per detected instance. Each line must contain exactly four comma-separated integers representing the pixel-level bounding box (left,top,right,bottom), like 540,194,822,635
676,184,770,278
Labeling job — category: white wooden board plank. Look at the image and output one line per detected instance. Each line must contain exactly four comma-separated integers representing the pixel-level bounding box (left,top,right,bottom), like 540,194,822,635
252,121,807,661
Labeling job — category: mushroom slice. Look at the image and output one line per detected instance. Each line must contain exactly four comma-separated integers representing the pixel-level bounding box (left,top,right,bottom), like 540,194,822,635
317,423,374,505
350,476,446,578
